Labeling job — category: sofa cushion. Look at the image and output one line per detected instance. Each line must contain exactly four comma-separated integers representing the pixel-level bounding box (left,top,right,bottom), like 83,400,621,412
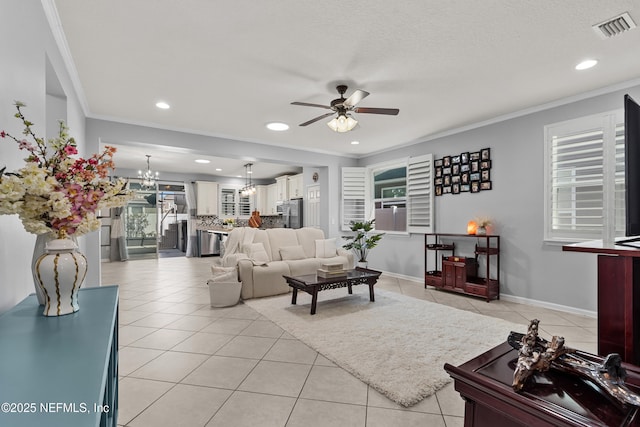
295,227,326,257
243,242,269,265
250,260,292,298
285,258,322,276
266,228,300,261
280,245,306,260
315,238,337,258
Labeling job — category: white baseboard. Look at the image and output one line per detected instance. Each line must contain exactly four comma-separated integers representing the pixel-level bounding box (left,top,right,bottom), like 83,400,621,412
379,270,597,319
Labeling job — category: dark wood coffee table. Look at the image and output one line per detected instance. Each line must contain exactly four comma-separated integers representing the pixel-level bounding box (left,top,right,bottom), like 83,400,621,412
283,267,382,315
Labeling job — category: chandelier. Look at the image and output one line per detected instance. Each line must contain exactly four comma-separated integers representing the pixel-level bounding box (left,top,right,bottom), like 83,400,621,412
138,154,159,189
241,163,256,196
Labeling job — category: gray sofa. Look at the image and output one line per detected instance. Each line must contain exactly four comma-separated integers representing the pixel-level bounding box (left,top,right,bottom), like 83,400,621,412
221,227,354,299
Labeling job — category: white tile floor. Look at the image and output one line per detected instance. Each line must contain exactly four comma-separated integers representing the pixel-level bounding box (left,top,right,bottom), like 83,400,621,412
103,256,597,427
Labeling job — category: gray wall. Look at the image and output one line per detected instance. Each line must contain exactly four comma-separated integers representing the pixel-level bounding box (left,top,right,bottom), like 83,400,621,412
0,1,86,313
359,83,640,314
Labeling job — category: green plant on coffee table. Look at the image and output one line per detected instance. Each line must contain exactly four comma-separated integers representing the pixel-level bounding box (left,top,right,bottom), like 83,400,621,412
342,219,384,263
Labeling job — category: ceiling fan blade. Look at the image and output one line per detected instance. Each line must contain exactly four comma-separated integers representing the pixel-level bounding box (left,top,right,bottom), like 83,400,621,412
343,89,370,107
353,107,399,115
291,101,332,110
299,112,335,126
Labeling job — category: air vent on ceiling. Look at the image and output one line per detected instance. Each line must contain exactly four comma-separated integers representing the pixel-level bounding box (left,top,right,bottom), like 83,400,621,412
592,12,636,39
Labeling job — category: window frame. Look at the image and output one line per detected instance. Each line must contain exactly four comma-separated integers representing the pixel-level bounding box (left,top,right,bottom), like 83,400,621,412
543,109,624,243
341,154,433,234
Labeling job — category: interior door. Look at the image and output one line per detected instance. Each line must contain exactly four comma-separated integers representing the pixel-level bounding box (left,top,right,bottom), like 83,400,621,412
306,184,320,228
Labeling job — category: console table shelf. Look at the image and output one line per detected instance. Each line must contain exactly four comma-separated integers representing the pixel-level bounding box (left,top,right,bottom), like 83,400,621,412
425,233,500,301
0,286,119,427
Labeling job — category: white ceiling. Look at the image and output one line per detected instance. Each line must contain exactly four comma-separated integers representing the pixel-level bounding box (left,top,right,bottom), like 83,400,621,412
51,1,640,178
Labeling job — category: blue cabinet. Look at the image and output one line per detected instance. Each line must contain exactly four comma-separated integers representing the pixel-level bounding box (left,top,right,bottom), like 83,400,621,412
0,286,119,427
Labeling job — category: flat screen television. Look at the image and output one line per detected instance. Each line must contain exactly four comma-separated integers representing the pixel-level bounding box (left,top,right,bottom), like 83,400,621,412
623,94,640,243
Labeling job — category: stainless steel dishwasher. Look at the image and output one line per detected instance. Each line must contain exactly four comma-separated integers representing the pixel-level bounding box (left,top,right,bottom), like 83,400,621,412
198,230,220,256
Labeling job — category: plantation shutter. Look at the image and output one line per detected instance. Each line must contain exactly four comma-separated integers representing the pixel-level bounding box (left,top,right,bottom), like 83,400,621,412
544,111,624,241
341,167,369,231
407,154,433,233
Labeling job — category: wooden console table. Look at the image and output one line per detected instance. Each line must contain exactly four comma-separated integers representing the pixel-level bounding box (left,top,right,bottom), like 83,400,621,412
563,240,640,365
0,286,119,427
444,341,640,426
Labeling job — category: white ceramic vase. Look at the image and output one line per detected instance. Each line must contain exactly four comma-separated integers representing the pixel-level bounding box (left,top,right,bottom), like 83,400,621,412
31,233,55,305
34,238,87,316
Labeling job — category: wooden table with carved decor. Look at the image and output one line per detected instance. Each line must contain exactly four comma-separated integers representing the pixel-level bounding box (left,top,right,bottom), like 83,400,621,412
283,267,382,315
444,341,640,427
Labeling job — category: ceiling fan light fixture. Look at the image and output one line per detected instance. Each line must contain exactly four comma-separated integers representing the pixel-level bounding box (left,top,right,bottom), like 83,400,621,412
327,114,358,132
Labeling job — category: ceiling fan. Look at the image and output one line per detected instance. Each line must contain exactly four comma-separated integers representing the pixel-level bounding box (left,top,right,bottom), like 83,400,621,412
291,85,399,132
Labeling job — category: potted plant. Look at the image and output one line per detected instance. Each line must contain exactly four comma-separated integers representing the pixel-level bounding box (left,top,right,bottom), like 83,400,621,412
342,219,384,268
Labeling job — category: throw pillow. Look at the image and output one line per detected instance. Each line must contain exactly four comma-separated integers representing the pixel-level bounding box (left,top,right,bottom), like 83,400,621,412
211,266,238,282
315,238,337,258
242,242,270,265
279,245,306,260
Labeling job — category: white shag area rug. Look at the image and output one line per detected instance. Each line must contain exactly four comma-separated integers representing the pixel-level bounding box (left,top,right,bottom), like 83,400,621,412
245,287,522,407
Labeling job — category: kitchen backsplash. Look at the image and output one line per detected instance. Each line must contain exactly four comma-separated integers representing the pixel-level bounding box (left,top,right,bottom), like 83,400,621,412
196,215,285,230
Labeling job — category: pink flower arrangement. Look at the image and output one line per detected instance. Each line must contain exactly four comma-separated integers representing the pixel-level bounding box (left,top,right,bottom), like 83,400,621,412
0,102,134,237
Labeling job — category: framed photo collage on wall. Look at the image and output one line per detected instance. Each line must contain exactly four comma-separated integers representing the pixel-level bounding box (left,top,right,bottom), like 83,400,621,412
434,148,492,196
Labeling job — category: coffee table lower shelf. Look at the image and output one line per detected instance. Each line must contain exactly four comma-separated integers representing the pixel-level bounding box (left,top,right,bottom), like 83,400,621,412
283,267,382,315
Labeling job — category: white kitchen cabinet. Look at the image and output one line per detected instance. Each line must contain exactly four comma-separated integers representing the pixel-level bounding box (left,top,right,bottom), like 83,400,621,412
288,173,303,199
196,181,218,215
275,175,289,202
267,183,277,214
255,185,269,214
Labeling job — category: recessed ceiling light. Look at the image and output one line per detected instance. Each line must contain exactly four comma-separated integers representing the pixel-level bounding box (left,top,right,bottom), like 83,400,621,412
195,159,210,164
351,141,360,145
236,175,242,178
575,59,598,70
156,101,170,109
266,122,289,131
215,168,222,172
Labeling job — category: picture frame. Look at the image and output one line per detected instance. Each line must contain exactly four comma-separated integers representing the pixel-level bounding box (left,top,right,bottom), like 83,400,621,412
434,159,443,167
461,164,470,172
470,151,480,161
461,172,470,184
434,177,443,186
435,167,442,177
461,152,469,164
443,167,451,175
470,172,480,181
471,160,479,172
443,156,451,167
443,175,451,186
480,181,492,190
480,160,492,170
471,181,480,193
452,183,460,194
452,164,460,175
435,185,443,196
481,147,491,160
460,184,470,192
443,186,452,194
452,155,461,164
481,169,490,182
451,175,460,184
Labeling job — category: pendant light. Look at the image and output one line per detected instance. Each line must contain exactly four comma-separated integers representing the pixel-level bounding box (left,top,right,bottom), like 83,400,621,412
138,154,159,189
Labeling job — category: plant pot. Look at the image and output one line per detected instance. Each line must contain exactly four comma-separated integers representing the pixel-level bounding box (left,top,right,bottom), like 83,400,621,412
357,261,369,269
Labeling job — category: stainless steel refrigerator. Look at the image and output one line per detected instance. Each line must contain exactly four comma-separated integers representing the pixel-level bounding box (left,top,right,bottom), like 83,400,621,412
282,198,303,228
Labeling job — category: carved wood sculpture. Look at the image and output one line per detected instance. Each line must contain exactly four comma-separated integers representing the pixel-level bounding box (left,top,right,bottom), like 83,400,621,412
509,319,640,406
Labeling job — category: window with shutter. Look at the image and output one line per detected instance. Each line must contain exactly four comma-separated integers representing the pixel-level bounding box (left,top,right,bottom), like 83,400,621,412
341,167,368,230
407,154,434,233
341,155,433,233
544,111,624,242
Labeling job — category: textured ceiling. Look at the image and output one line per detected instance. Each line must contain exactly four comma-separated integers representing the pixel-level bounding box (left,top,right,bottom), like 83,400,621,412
51,0,640,176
